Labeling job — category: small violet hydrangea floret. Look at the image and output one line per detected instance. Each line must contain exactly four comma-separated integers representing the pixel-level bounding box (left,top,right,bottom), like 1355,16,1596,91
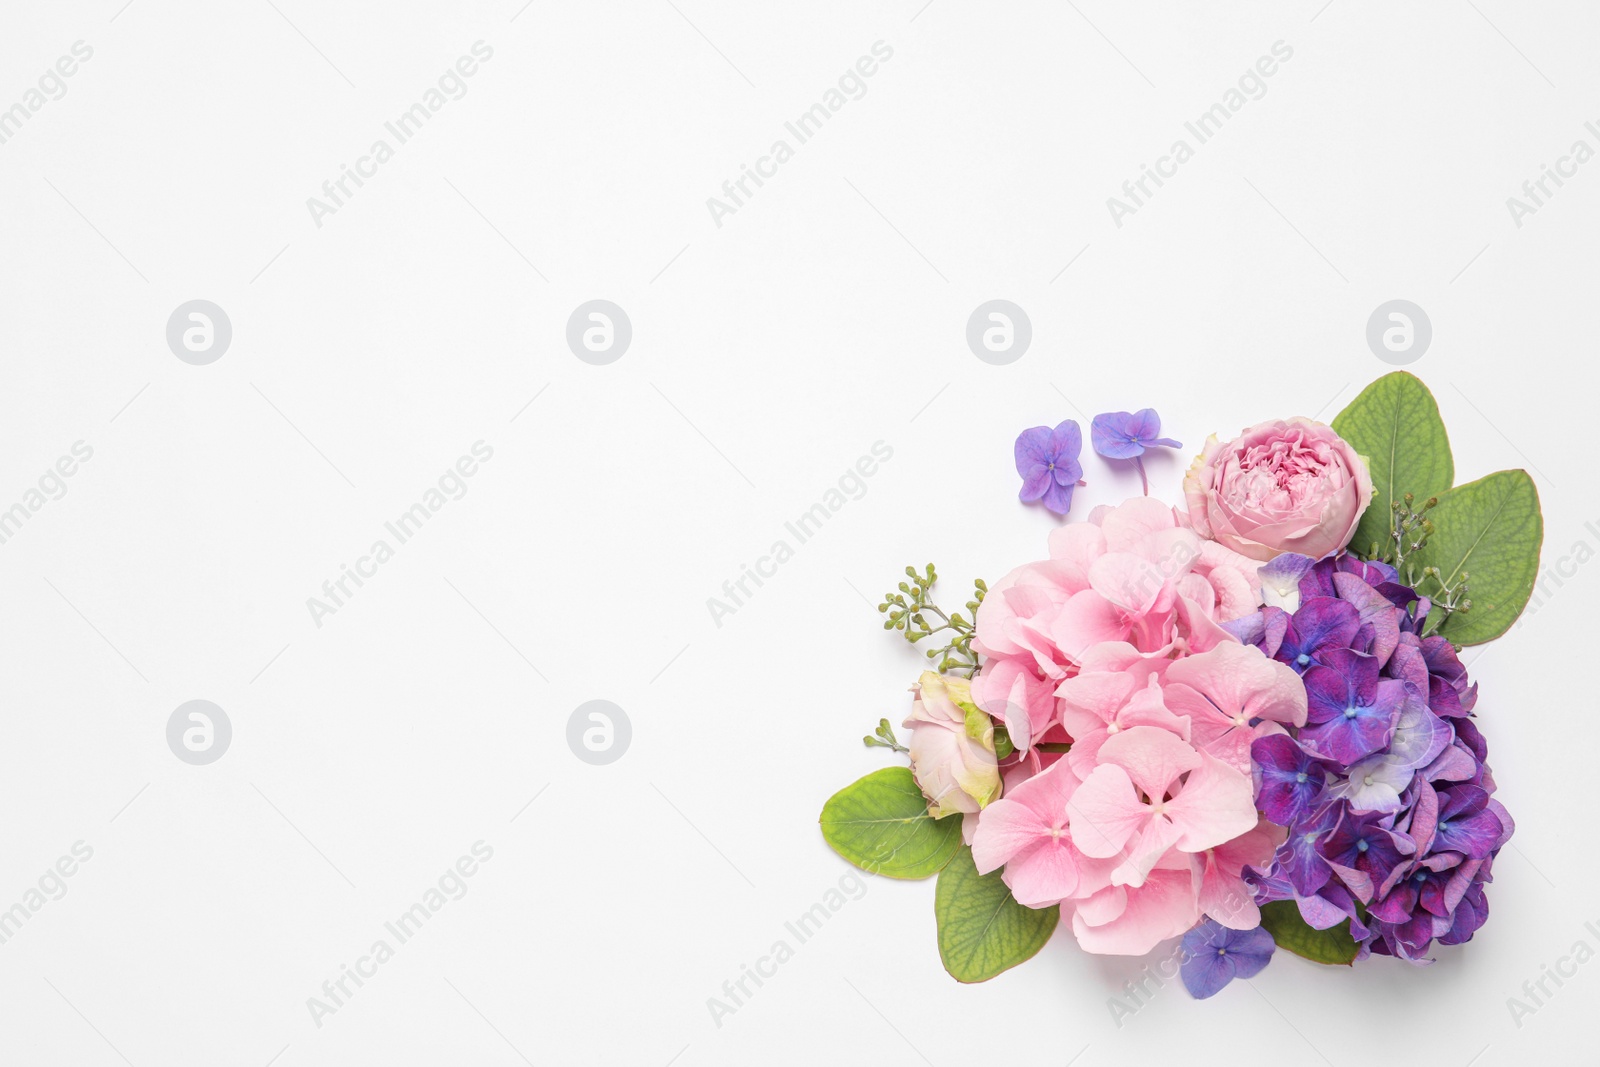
1014,420,1086,515
1179,919,1275,999
1224,554,1514,975
1299,646,1405,765
1090,408,1182,496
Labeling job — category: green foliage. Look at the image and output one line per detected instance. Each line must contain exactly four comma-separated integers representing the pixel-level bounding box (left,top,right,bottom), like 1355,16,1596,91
862,718,908,754
1258,900,1359,965
934,845,1058,983
879,564,987,677
1410,470,1543,645
818,767,962,880
1335,372,1544,645
1333,372,1455,561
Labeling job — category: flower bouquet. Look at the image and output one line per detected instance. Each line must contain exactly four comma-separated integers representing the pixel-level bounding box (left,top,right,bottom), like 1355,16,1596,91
818,372,1541,997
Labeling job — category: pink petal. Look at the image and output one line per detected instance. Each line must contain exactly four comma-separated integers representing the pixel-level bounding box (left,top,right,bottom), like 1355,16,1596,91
1166,641,1307,727
1003,838,1081,907
1045,522,1107,587
1173,594,1236,654
1164,751,1258,853
1087,552,1167,615
1197,851,1260,929
1049,590,1129,661
1056,671,1137,739
1071,868,1200,955
1094,725,1202,800
970,797,1049,874
1112,815,1184,887
1097,497,1179,552
1066,764,1147,858
1072,883,1128,926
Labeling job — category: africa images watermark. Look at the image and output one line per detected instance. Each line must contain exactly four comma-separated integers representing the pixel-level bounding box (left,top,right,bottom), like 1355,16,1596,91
1505,119,1600,229
705,440,894,628
1106,40,1294,228
305,41,495,228
0,40,94,148
705,41,895,229
705,869,870,1028
0,441,95,548
0,841,94,948
306,441,494,628
1506,917,1600,1028
306,840,495,1028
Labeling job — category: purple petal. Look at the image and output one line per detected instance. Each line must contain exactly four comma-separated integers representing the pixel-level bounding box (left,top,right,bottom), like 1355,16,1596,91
1300,696,1398,765
1436,809,1502,860
1223,612,1266,646
1090,412,1143,459
1018,463,1053,502
1437,884,1489,945
1252,734,1329,825
1180,921,1272,999
1387,697,1452,770
1040,478,1077,516
1278,598,1362,673
1014,426,1054,474
1334,573,1402,665
1301,662,1354,725
1128,408,1164,440
1049,419,1083,461
1180,942,1236,999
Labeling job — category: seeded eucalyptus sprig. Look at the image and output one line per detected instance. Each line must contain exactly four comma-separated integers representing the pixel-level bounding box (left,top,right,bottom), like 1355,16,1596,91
1367,494,1472,638
878,563,987,677
862,718,908,753
1417,566,1472,637
1371,492,1438,569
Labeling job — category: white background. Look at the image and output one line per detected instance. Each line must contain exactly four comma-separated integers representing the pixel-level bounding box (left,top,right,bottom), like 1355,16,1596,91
0,1,1595,1064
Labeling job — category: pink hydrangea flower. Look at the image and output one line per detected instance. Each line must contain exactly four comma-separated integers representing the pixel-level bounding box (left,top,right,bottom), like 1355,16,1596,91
971,498,1265,757
962,497,1302,957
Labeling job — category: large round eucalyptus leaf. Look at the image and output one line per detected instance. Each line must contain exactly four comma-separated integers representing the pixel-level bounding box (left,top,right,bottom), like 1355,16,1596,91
935,845,1058,983
818,767,962,880
1332,371,1455,560
1412,469,1543,645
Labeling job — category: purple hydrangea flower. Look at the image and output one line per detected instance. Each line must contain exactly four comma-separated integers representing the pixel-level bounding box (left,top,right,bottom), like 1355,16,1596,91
1321,810,1416,902
1273,596,1362,675
1089,409,1180,495
1252,733,1332,825
1431,786,1504,860
1274,801,1343,897
1232,552,1513,968
1179,919,1275,999
1300,646,1404,765
1014,420,1085,515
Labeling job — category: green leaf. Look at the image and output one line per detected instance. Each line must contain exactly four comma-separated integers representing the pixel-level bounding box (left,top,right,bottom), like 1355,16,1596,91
934,845,1058,982
1411,469,1543,645
1332,372,1455,559
818,767,962,880
1258,900,1359,965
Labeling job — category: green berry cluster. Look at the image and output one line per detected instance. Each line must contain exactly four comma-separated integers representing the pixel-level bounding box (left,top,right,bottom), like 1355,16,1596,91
878,563,987,677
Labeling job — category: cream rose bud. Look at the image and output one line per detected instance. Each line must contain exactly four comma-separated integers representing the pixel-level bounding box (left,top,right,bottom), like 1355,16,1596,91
902,672,1000,818
1183,418,1374,563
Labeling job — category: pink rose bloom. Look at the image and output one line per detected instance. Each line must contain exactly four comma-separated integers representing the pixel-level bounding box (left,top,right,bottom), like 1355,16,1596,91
902,672,999,818
1182,418,1373,562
